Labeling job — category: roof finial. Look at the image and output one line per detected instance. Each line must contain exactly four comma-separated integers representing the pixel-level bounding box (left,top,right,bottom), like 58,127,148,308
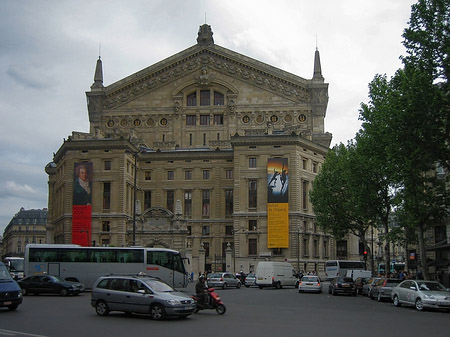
313,45,324,82
197,23,214,46
91,55,104,90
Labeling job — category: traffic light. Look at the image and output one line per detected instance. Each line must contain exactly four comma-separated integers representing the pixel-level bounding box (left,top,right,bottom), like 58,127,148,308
363,250,368,261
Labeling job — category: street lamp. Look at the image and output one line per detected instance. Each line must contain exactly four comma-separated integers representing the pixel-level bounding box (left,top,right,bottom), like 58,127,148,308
125,149,138,246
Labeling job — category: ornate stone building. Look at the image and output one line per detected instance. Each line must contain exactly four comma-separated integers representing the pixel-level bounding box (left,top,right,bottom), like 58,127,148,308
46,24,336,276
2,207,47,258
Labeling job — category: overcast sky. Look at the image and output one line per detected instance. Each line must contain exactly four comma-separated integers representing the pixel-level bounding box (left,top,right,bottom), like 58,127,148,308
0,0,417,234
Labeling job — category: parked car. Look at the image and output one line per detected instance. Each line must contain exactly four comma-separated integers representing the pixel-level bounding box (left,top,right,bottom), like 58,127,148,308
370,278,403,302
0,262,23,310
298,275,322,293
391,279,450,311
18,274,84,296
362,277,382,297
207,272,241,289
244,273,256,287
255,261,298,289
354,277,370,295
328,276,356,296
91,274,196,320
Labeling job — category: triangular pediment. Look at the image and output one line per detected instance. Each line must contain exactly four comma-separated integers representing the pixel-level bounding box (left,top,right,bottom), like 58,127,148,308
103,44,313,109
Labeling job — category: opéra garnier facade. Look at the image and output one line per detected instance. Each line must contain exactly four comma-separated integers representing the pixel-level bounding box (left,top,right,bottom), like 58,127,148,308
46,24,335,276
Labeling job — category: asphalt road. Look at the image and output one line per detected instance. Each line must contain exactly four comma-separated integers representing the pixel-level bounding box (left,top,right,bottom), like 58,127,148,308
1,282,449,337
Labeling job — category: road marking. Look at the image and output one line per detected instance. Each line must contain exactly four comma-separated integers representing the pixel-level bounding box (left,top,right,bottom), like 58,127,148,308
0,329,48,337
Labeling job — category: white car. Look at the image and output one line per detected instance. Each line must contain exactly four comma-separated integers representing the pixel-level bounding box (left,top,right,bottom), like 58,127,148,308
298,276,322,293
391,280,450,311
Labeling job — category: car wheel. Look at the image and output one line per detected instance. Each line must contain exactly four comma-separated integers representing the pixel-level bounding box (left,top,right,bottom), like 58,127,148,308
236,282,241,289
328,287,331,294
415,298,424,311
331,288,336,296
21,288,28,296
150,304,166,320
377,293,382,302
222,283,227,289
245,285,250,288
95,301,110,316
216,304,226,315
393,295,401,307
60,288,68,296
275,282,282,289
369,290,373,300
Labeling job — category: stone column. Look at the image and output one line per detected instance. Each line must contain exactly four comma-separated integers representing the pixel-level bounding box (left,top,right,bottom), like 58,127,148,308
225,242,233,272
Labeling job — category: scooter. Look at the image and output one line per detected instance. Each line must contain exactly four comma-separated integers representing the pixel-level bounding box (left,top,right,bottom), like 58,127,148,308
192,287,226,314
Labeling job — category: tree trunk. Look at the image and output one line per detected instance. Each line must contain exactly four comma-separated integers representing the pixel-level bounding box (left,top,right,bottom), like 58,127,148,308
417,222,430,280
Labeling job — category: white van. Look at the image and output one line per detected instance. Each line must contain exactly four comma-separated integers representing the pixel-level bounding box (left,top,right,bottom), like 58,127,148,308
255,261,297,289
346,269,372,280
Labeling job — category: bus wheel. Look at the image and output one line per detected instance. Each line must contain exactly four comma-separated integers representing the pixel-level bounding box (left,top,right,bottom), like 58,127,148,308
95,301,110,316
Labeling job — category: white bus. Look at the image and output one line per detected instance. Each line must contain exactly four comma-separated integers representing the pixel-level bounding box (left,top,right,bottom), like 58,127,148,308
325,260,366,280
3,257,25,280
24,244,189,288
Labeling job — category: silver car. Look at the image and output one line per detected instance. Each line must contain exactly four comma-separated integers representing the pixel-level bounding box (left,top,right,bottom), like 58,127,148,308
91,274,196,320
298,275,322,293
391,280,450,311
207,272,241,289
244,273,257,287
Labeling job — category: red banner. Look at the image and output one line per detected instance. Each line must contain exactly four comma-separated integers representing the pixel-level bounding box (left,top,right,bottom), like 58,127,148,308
72,162,93,246
72,205,92,246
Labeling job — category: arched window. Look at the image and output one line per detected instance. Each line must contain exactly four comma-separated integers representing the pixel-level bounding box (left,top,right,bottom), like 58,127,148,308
187,92,196,106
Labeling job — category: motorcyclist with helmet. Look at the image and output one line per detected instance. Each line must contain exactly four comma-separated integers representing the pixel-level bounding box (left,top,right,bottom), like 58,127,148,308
195,274,209,306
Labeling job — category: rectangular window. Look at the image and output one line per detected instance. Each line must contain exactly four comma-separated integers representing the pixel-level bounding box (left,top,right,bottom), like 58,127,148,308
144,191,151,210
187,92,196,106
103,182,111,209
312,162,318,173
303,237,309,257
225,190,233,217
214,91,224,105
189,134,193,146
202,226,210,236
144,171,151,181
202,190,210,216
200,90,210,106
102,221,110,232
248,239,257,256
226,169,233,179
186,115,196,125
104,160,111,171
203,133,207,146
167,170,174,180
203,170,210,179
203,242,210,257
248,180,257,208
249,157,256,168
226,225,233,236
302,181,308,209
249,219,257,231
185,170,192,180
214,114,224,125
166,190,174,213
302,159,307,170
200,115,210,125
184,190,192,216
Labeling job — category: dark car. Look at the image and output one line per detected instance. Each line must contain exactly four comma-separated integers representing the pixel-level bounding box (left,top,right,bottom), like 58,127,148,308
18,274,85,296
370,278,403,302
328,276,356,296
354,277,370,295
362,277,382,297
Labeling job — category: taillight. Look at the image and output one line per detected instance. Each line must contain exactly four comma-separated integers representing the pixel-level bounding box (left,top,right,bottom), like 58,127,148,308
299,282,302,286
220,277,223,281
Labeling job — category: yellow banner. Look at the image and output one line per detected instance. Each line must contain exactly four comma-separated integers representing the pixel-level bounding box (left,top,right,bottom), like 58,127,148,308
267,203,289,248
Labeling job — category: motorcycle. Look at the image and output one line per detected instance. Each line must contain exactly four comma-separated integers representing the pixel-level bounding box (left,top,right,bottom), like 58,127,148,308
192,287,226,314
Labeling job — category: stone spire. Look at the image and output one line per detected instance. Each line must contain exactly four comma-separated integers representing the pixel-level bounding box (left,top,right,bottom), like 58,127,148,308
91,57,104,90
313,48,324,82
197,24,214,46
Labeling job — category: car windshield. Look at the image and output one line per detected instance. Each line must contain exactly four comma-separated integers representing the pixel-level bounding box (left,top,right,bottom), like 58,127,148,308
50,275,66,282
246,274,255,278
417,282,446,291
341,277,354,282
145,279,175,292
302,277,318,282
0,265,13,281
208,273,221,278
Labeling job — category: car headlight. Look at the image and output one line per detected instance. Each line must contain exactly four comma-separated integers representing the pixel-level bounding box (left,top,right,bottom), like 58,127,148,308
166,299,181,305
423,294,436,300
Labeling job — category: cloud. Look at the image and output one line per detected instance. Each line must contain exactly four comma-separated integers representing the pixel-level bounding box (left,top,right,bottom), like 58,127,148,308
1,181,43,201
7,64,54,90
